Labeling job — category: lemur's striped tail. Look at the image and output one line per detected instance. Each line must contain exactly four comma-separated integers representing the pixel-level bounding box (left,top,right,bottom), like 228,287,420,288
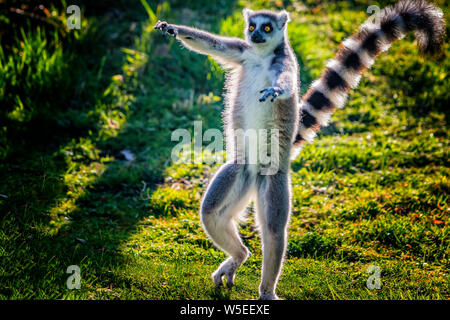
293,0,445,152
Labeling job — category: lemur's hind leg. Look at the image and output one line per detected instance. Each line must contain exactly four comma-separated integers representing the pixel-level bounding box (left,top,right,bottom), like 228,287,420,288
200,163,254,288
255,172,291,300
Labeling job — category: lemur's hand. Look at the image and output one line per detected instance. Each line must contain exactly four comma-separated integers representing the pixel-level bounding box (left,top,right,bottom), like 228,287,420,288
154,20,178,38
259,87,284,103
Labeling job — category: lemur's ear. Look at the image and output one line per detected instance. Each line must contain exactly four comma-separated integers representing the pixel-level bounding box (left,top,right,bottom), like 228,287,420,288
242,8,254,19
277,10,290,28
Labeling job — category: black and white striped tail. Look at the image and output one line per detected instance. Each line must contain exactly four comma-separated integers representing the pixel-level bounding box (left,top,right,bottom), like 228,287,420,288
292,0,445,155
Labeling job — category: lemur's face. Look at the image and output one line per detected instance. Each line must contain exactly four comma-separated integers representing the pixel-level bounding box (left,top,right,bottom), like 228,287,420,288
243,9,289,46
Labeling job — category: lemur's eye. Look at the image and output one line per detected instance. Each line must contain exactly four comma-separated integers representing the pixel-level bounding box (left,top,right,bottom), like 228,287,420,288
264,25,272,32
249,25,255,32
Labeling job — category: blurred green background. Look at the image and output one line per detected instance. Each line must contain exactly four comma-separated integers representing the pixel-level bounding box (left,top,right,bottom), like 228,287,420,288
0,0,448,299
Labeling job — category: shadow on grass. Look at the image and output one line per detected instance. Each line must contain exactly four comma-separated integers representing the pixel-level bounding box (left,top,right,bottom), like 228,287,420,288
0,0,150,298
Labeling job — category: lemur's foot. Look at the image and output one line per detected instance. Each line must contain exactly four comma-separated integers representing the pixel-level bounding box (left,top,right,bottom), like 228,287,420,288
153,20,178,38
258,292,282,300
212,258,240,288
259,87,284,102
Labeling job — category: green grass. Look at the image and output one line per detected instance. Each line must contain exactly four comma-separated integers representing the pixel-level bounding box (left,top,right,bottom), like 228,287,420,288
0,0,448,300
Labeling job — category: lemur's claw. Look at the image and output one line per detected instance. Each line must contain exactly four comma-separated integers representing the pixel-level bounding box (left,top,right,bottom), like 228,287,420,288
153,20,166,30
259,87,283,103
154,20,177,38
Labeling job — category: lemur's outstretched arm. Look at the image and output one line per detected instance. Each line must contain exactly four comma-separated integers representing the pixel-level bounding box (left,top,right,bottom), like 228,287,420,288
154,21,250,65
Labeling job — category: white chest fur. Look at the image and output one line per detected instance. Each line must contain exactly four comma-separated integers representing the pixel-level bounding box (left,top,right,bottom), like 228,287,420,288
232,52,280,171
238,53,276,132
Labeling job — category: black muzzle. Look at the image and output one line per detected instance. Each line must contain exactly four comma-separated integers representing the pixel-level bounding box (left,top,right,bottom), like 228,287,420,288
251,32,266,43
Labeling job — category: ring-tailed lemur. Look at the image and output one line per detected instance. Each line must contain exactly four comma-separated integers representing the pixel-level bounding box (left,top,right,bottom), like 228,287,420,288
154,0,445,300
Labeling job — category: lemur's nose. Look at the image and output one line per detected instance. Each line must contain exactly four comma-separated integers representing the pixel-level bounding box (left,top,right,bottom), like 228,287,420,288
251,32,265,43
